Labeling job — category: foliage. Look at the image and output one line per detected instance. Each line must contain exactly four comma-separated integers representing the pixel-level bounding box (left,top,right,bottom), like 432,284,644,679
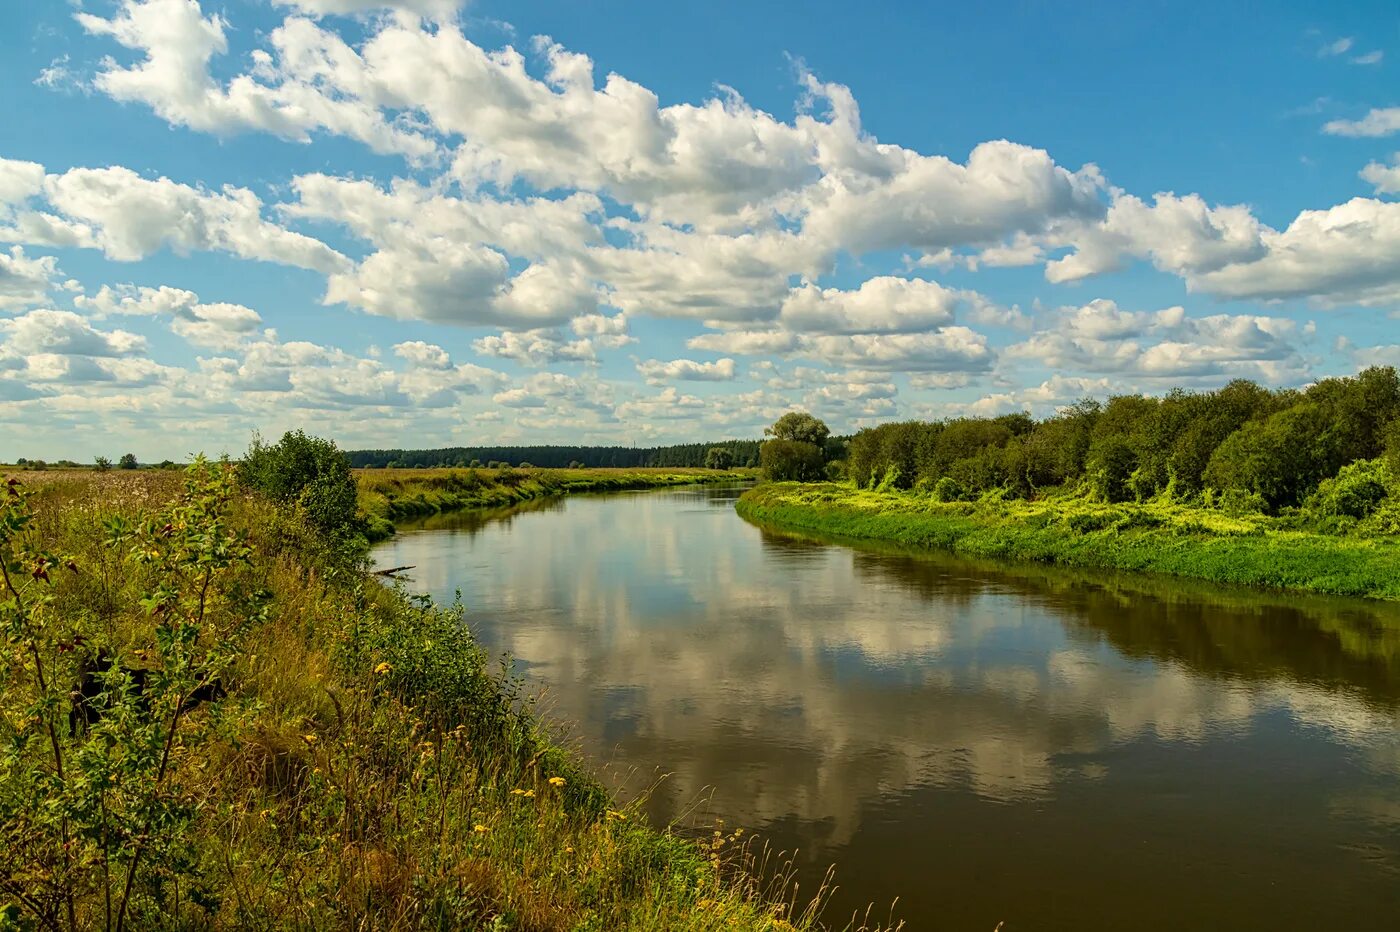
737,481,1400,601
764,412,831,448
93,456,111,472
759,440,826,483
842,368,1400,515
705,447,735,470
1306,459,1392,519
0,469,870,931
118,454,138,470
240,431,362,545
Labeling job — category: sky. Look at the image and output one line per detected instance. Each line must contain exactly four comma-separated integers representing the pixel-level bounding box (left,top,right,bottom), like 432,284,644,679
1,0,1398,461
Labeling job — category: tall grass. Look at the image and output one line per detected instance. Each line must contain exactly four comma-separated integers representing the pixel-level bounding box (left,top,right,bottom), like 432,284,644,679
737,482,1400,600
1,467,888,931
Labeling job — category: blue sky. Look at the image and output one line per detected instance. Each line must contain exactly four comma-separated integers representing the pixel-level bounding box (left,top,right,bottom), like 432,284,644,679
1,0,1398,460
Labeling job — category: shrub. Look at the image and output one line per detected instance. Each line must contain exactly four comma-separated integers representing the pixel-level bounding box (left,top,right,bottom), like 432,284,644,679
931,476,964,502
240,430,362,544
1066,511,1113,532
118,453,138,470
1307,458,1391,519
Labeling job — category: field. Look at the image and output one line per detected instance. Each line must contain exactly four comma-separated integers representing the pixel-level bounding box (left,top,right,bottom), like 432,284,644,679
0,466,871,931
737,482,1400,600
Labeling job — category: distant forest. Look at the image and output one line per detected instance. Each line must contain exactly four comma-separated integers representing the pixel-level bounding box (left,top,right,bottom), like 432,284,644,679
346,441,764,469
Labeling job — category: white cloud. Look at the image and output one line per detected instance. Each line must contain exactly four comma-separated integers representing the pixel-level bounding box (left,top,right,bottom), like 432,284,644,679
778,277,960,334
0,164,350,274
1046,192,1265,283
1188,198,1400,306
1361,155,1400,196
1323,108,1400,138
76,284,262,350
472,328,597,366
1003,300,1305,380
0,309,146,358
1351,50,1384,66
1319,37,1354,57
76,1,438,160
0,247,63,309
636,357,736,385
803,328,994,372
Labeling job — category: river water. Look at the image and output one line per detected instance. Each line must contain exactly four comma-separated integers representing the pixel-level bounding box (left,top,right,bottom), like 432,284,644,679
373,483,1400,930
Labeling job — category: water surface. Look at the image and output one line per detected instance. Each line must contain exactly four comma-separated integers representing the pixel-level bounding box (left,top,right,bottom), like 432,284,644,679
374,484,1400,930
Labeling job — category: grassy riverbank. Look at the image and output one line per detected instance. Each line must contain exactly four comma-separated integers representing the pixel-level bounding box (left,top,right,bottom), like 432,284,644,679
358,467,749,541
737,482,1400,600
1,467,860,931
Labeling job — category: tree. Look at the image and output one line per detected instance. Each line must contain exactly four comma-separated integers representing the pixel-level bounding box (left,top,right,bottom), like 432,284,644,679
118,453,138,470
760,439,825,482
765,411,830,448
93,456,112,472
704,447,734,470
240,430,360,540
1085,437,1136,503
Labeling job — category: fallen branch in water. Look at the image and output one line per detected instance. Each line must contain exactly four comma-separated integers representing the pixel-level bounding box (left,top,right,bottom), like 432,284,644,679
372,565,415,577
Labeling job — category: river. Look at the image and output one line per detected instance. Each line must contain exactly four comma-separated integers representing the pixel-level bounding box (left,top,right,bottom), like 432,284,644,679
372,483,1400,931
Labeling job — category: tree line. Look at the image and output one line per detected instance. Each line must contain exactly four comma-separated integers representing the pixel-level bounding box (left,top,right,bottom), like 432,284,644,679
841,367,1400,513
346,441,764,470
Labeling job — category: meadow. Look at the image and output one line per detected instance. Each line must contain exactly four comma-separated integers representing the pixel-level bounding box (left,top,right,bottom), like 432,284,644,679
737,482,1400,601
0,465,879,931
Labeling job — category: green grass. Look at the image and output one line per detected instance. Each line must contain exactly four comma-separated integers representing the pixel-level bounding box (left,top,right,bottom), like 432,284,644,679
2,468,876,931
736,482,1400,601
358,467,751,541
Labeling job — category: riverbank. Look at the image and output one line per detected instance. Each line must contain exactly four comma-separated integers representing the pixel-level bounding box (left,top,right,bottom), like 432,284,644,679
2,467,847,930
358,466,751,540
736,482,1400,600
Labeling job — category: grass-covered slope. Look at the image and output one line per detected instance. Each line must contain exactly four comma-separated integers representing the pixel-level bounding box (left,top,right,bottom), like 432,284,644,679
1,467,856,931
357,467,749,540
737,482,1400,600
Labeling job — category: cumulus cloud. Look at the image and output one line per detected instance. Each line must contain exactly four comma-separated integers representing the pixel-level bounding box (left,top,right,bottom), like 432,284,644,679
1361,155,1400,196
635,357,736,385
0,309,146,358
1188,198,1400,307
778,277,960,334
77,284,263,349
1003,299,1305,381
0,246,64,309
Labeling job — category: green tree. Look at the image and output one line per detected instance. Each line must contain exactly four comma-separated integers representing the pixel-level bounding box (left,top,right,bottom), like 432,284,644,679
765,411,830,448
93,456,112,472
117,453,138,470
1085,437,1137,503
759,439,825,482
704,447,734,470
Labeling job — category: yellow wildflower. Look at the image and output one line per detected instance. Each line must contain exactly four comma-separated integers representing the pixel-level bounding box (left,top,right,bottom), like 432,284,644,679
473,824,489,834
510,788,536,798
374,661,393,675
606,809,627,821
548,776,566,787
301,733,318,745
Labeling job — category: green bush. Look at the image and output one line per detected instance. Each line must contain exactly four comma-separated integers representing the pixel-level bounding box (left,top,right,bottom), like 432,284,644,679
931,476,964,502
240,430,362,544
1307,458,1391,519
